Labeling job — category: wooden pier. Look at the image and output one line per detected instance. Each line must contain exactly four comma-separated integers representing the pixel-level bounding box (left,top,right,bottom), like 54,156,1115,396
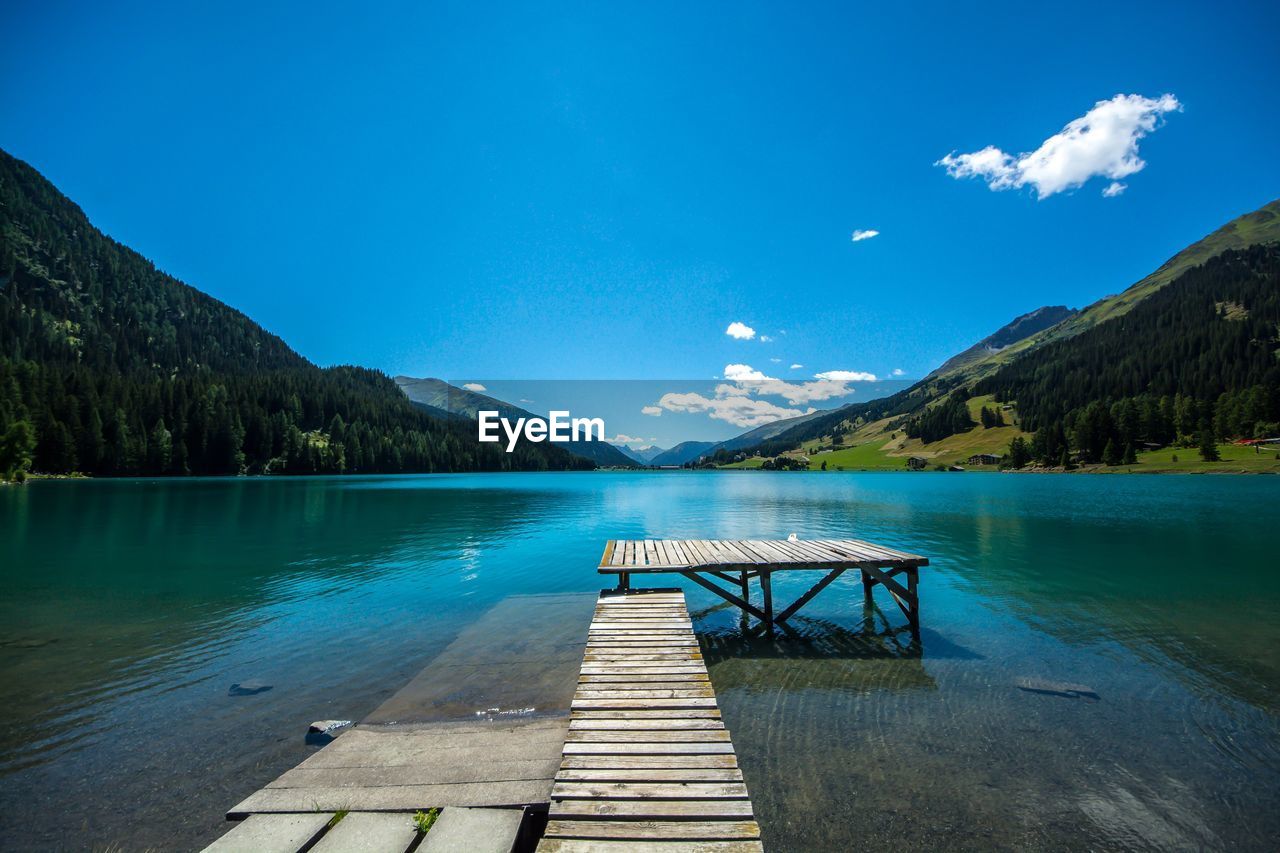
600,539,928,633
539,590,762,851
204,538,928,851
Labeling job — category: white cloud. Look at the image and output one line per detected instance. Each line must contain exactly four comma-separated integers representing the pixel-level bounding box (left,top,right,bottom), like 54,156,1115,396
937,93,1181,199
654,391,813,428
769,357,782,363
892,368,905,376
724,364,867,404
790,363,803,370
723,363,770,382
814,369,877,382
725,321,756,340
645,362,882,428
462,383,487,392
851,229,880,242
1102,181,1127,198
641,405,662,417
759,335,774,343
519,398,534,403
608,434,648,446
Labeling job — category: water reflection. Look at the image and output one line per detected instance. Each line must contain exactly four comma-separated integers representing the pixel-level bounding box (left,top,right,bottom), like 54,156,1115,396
1,472,1278,851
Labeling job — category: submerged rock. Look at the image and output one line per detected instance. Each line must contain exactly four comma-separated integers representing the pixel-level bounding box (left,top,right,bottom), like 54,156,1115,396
1015,677,1100,700
308,719,352,734
228,680,273,696
305,719,351,746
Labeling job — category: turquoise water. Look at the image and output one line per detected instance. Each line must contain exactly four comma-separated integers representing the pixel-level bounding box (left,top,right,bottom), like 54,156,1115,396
2,473,1279,850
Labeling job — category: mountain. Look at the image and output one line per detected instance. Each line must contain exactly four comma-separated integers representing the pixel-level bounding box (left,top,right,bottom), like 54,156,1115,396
975,243,1280,461
936,199,1280,383
395,376,636,467
649,441,719,466
0,148,590,479
927,305,1077,379
727,198,1280,466
614,444,666,464
714,408,834,454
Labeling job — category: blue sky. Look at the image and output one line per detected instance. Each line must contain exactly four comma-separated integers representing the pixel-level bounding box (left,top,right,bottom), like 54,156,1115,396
3,0,1278,389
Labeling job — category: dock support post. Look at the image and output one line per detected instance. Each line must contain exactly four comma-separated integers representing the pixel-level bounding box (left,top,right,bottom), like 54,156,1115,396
907,567,919,636
616,571,630,592
760,570,773,629
861,568,875,606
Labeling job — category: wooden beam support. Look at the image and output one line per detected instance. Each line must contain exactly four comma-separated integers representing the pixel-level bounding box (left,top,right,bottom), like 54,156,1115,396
679,571,770,624
775,567,846,624
760,571,773,628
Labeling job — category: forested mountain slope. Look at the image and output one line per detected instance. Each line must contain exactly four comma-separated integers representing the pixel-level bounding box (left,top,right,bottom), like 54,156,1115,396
0,149,589,478
976,244,1280,463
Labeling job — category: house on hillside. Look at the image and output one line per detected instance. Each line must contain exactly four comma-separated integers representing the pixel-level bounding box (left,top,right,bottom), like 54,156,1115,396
907,456,928,470
966,453,1003,465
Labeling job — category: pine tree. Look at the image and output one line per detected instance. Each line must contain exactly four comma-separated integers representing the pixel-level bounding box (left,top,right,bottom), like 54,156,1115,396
1102,438,1121,466
1198,430,1220,462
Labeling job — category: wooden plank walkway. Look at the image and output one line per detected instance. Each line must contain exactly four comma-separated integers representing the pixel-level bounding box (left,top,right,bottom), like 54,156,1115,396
599,538,928,632
538,590,763,852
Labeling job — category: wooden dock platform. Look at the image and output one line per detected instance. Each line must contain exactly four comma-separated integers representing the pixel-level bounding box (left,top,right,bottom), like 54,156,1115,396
600,538,928,632
538,590,762,852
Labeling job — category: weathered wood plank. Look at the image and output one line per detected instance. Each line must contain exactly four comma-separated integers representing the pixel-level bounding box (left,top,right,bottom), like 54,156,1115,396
568,728,730,741
560,753,737,769
571,709,721,720
562,741,734,754
553,768,743,783
552,782,750,800
544,820,759,840
548,800,755,820
539,839,763,853
570,718,725,730
572,689,716,700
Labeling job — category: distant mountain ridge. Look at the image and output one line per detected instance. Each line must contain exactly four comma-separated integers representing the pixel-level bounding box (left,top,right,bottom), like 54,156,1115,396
927,305,1077,379
615,444,666,464
649,441,719,466
395,376,636,467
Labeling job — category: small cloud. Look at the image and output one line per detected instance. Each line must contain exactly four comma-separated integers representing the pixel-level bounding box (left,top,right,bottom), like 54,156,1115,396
725,321,756,340
851,229,880,242
892,368,904,376
760,335,774,343
724,363,770,382
462,383,487,392
815,369,877,381
641,405,662,417
608,433,648,446
937,93,1180,199
1102,181,1127,198
789,363,803,370
519,398,535,403
769,357,782,363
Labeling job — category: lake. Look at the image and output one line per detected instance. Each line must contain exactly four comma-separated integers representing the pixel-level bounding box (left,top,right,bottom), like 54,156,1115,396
2,472,1278,851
